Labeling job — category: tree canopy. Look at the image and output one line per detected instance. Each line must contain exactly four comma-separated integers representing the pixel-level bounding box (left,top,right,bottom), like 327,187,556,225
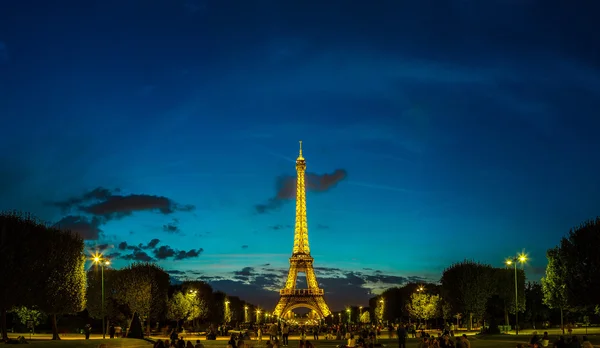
557,217,600,310
441,260,495,329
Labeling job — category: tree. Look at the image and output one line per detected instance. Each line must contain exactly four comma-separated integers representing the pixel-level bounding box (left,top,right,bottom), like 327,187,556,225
557,217,600,310
167,292,192,328
210,291,227,324
113,262,169,335
524,282,549,330
541,247,570,333
86,268,129,327
360,311,370,324
0,212,47,340
36,227,87,340
11,306,45,328
181,281,212,323
441,302,452,321
441,260,495,330
407,293,440,324
493,268,526,326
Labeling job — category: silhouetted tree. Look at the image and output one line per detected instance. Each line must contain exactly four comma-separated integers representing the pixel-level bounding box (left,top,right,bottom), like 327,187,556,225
36,227,87,340
493,268,526,326
541,247,570,333
441,260,495,329
113,263,169,334
524,282,549,330
557,217,600,310
0,212,46,340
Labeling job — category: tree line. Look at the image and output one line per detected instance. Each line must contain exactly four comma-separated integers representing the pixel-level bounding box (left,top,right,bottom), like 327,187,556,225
368,217,600,332
0,211,258,341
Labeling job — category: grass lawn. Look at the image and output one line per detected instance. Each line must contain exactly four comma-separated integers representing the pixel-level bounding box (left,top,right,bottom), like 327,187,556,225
25,338,153,347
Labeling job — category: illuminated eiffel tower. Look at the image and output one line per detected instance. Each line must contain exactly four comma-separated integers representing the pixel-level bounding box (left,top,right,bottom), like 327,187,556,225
273,141,331,319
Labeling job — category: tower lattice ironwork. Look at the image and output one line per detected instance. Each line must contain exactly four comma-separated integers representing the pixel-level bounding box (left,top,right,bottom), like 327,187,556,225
273,141,331,319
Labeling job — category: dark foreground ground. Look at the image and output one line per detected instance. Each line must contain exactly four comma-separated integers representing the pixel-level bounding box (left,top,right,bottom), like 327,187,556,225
8,334,600,347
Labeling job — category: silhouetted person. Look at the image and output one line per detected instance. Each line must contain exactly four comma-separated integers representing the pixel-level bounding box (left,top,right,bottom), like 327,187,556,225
109,324,116,339
396,324,407,348
84,324,91,339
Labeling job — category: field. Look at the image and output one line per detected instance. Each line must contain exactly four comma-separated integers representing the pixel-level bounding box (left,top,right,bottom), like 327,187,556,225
8,332,600,347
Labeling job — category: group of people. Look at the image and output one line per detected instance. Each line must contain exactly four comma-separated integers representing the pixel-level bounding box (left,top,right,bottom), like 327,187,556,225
522,331,594,348
396,323,470,348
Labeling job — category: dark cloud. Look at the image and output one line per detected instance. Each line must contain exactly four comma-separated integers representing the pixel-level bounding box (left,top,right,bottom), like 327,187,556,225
53,215,102,240
241,245,249,249
152,244,203,260
122,250,154,262
269,224,291,230
50,187,195,220
255,170,347,214
163,219,181,234
234,267,256,277
174,249,203,260
106,252,121,259
316,224,329,229
51,187,115,213
154,245,176,259
162,264,431,310
113,239,203,262
166,270,186,275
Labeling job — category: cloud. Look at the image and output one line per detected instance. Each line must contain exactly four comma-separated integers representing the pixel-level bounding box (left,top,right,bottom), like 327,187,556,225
241,245,249,249
51,187,195,220
256,170,347,214
166,264,432,310
269,224,291,230
163,219,181,234
53,215,103,240
114,239,203,262
122,249,154,262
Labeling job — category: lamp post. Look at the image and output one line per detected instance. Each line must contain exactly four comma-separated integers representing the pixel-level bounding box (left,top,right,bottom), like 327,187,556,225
346,308,351,324
224,300,230,324
338,312,341,324
505,252,527,335
244,306,249,323
379,299,385,324
359,306,362,324
256,309,261,324
92,253,110,339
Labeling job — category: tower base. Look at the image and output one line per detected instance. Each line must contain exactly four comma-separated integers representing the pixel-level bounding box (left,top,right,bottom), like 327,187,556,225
274,293,331,319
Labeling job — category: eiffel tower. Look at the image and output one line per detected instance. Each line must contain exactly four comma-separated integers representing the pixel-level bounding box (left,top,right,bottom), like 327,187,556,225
273,141,332,319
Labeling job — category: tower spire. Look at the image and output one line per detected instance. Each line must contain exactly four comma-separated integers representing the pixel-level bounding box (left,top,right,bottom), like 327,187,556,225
293,140,308,254
273,141,331,319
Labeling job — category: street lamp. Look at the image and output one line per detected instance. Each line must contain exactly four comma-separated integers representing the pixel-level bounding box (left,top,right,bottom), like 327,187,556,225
505,252,527,335
224,300,230,323
338,312,341,324
417,286,425,292
346,308,351,324
244,306,249,323
256,309,261,323
92,253,110,339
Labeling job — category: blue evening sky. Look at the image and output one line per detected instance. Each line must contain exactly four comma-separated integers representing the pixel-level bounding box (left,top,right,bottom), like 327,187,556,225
1,0,599,310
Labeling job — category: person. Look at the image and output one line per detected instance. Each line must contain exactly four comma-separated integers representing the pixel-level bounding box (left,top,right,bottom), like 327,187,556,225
582,336,593,348
282,325,289,346
109,324,116,339
530,331,540,347
461,335,470,348
194,339,204,348
186,342,194,348
541,332,550,347
396,324,407,348
84,324,92,339
348,334,357,348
